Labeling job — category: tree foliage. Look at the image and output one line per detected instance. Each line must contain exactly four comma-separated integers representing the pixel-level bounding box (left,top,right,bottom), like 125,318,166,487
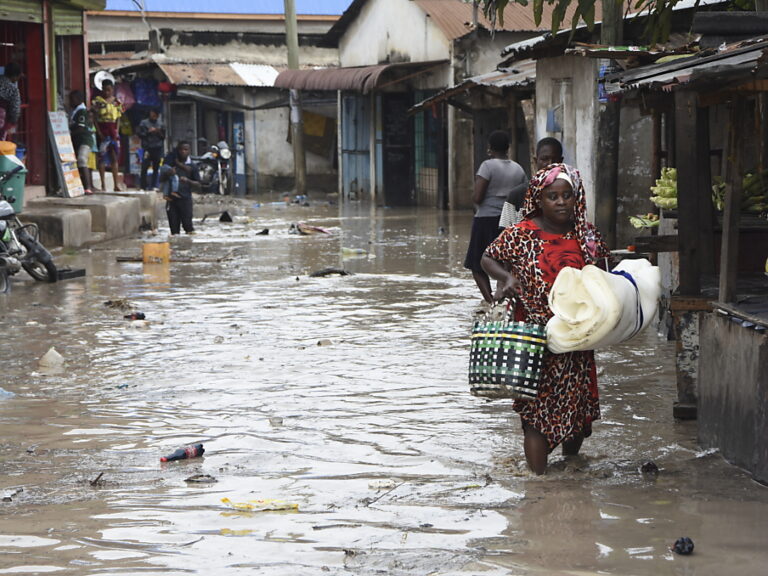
478,0,692,43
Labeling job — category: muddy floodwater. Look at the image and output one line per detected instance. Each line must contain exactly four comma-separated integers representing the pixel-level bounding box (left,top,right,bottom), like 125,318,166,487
1,198,767,576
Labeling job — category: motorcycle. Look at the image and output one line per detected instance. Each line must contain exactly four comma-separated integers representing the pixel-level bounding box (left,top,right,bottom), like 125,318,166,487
194,140,232,195
0,166,58,293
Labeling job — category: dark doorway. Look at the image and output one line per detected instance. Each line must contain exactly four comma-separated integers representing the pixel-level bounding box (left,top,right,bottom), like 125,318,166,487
381,93,413,206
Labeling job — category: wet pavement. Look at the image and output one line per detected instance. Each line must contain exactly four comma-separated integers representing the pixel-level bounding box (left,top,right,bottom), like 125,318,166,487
1,197,767,576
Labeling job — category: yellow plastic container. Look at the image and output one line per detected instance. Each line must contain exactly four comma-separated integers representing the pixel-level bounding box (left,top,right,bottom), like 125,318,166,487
0,141,16,156
142,241,170,264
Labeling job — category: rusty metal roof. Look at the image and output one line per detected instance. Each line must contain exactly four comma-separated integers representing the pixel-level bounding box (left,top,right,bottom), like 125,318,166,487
409,59,536,114
413,0,588,39
155,61,279,87
324,0,598,46
90,53,152,72
274,60,448,94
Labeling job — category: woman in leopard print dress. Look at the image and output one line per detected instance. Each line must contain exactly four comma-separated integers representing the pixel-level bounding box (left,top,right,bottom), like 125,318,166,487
481,163,611,474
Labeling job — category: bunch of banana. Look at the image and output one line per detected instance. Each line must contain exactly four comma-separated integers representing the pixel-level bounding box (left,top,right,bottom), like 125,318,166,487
741,171,768,214
650,167,677,210
629,212,660,229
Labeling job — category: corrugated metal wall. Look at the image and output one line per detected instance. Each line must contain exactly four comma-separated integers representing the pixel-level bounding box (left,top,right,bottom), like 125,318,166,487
0,0,43,23
341,93,370,201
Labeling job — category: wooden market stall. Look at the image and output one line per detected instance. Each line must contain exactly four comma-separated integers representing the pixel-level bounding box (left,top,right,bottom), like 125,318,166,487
612,36,768,483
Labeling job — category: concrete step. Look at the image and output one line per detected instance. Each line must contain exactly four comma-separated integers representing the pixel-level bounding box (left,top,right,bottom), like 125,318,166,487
29,194,141,240
18,207,93,248
99,189,161,231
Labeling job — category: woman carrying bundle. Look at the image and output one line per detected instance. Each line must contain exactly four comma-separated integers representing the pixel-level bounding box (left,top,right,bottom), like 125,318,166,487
481,164,611,474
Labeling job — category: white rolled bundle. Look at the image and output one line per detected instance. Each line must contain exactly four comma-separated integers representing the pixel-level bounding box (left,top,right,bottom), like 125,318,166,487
546,258,661,353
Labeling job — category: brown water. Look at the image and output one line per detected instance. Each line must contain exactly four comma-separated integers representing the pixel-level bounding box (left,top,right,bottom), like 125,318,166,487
0,199,766,576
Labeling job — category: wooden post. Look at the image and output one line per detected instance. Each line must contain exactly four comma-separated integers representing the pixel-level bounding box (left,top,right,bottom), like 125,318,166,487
674,90,702,295
696,104,715,275
718,100,743,303
651,108,662,180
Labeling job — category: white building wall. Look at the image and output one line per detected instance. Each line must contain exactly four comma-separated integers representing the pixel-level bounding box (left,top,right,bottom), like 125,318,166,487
245,90,337,194
535,55,598,220
339,0,450,69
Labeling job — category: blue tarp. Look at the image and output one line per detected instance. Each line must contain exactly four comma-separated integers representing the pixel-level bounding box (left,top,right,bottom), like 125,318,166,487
104,0,351,14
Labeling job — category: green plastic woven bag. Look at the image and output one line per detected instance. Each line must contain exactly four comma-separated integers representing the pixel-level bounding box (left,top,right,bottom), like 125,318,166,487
468,304,546,400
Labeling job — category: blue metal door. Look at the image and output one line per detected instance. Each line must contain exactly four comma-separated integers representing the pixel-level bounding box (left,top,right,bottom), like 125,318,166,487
341,94,370,201
231,111,246,196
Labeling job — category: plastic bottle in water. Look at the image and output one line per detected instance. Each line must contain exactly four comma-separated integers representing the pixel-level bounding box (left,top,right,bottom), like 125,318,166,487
160,443,205,462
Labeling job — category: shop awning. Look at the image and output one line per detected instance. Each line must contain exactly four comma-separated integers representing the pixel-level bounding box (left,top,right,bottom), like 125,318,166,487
175,88,257,110
273,60,448,94
409,60,536,114
156,61,279,87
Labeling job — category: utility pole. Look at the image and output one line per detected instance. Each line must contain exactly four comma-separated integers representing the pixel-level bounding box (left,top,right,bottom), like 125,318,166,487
595,0,623,248
284,0,307,196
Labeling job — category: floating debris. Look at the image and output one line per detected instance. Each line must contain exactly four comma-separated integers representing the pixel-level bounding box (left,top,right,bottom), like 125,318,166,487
309,267,350,278
185,474,217,484
221,497,299,512
39,347,64,368
672,536,694,555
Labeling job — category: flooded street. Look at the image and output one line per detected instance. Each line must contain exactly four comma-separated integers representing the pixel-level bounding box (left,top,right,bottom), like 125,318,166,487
1,198,767,576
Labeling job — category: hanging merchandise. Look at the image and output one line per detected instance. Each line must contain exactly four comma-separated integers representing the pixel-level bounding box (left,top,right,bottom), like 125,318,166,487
115,82,135,110
132,77,161,108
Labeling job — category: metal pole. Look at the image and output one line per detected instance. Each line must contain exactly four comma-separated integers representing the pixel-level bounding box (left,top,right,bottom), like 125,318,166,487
284,0,307,196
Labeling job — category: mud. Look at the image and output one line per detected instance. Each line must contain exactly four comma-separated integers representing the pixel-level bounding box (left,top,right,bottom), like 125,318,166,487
0,198,767,575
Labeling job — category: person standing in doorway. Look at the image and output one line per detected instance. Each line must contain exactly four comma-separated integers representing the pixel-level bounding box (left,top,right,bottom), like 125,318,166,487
138,109,165,190
0,62,22,141
160,141,199,235
464,130,527,303
92,79,124,191
68,90,95,195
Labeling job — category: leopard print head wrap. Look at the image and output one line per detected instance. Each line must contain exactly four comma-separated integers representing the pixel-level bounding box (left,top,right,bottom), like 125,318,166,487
520,163,603,265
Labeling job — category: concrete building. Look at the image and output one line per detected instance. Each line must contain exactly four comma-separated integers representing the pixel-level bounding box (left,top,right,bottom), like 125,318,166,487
276,0,577,208
86,8,340,195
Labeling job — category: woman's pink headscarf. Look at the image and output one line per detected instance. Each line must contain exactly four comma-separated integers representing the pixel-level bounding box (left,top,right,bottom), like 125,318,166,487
520,163,603,265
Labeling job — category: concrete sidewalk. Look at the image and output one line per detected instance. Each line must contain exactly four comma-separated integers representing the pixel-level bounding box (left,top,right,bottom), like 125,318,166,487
18,189,160,248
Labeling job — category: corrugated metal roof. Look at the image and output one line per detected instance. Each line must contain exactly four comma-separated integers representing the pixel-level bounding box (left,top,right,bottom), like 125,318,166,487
155,61,280,87
409,59,536,113
413,0,592,39
229,63,280,87
610,38,768,93
90,53,152,72
324,0,598,46
274,60,448,94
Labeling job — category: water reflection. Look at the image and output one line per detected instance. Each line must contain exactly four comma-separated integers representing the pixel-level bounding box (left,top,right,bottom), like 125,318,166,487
0,200,767,575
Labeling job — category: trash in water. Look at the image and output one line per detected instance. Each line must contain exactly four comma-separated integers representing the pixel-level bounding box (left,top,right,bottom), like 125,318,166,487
185,474,217,484
317,339,334,347
640,461,659,476
221,497,299,512
160,443,205,462
289,222,331,236
2,487,23,502
104,298,134,311
268,417,283,427
128,320,151,329
255,228,269,235
309,267,349,278
672,536,694,555
0,387,14,398
341,247,367,258
124,312,146,320
39,347,64,368
368,479,397,490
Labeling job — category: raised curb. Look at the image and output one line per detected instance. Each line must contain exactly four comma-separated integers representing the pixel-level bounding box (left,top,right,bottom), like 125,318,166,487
19,207,93,248
100,189,160,230
29,194,141,240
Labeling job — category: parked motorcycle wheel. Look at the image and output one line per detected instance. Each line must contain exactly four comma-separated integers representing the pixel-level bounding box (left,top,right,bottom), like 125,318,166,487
220,171,231,195
23,258,57,283
0,267,9,293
